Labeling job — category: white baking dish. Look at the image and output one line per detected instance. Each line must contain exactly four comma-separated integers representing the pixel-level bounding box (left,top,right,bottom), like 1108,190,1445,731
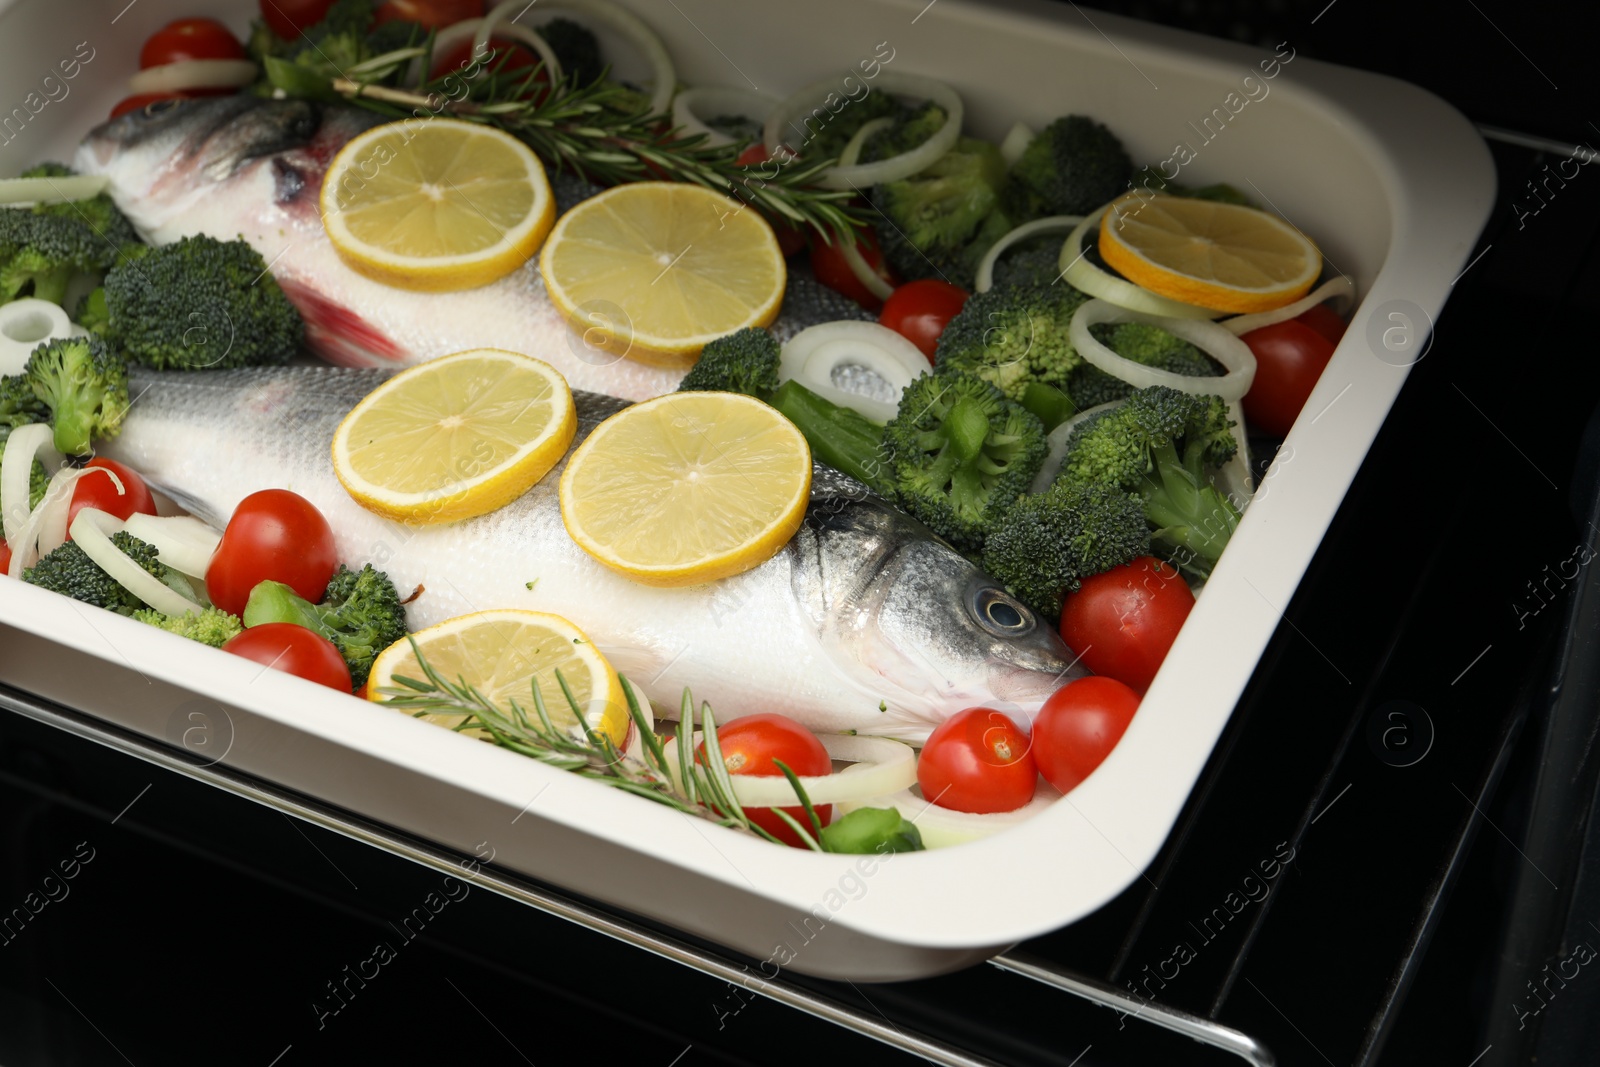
0,0,1493,979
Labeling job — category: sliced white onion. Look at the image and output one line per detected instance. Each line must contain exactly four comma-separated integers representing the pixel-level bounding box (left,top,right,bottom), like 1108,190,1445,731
838,236,896,304
672,86,781,148
473,5,563,87
1031,400,1124,493
1221,275,1357,336
128,59,257,95
779,321,927,423
0,174,109,205
5,465,93,579
1213,399,1254,508
0,298,73,375
2,423,61,546
1070,299,1257,402
837,782,1061,850
999,121,1034,166
763,72,963,191
837,116,895,168
1061,206,1224,320
974,215,1082,294
123,513,221,579
479,0,677,113
69,509,203,618
661,731,918,807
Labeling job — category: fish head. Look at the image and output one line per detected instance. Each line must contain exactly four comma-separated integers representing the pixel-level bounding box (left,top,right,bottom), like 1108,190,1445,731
78,96,320,182
792,472,1085,742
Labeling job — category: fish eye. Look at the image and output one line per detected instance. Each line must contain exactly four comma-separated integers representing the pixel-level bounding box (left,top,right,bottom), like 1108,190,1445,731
972,587,1034,637
143,98,186,118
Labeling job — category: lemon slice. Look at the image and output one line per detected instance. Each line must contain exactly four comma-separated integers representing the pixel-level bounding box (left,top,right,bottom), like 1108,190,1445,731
539,181,786,367
332,348,576,523
559,392,811,586
1097,193,1321,314
369,610,628,746
321,118,554,291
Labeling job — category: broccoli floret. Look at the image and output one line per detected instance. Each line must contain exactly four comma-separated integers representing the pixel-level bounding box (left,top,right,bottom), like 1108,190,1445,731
800,90,903,163
24,336,129,456
1004,115,1132,219
364,18,425,56
676,327,781,396
1067,322,1220,409
987,235,1062,291
242,563,408,689
982,480,1149,618
1057,386,1239,576
286,0,375,73
132,605,243,649
870,137,1008,283
933,282,1091,400
0,210,117,306
22,163,142,251
101,234,303,370
537,17,603,86
1129,168,1255,207
24,531,168,614
0,373,48,439
883,371,1046,552
859,101,946,164
74,286,110,335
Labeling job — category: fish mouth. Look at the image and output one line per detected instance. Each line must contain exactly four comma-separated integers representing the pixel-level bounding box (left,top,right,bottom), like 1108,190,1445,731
82,96,321,180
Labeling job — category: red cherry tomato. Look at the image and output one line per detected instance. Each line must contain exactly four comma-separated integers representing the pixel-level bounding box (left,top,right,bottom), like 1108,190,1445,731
917,707,1037,814
1032,677,1140,794
223,623,352,691
373,0,484,29
206,489,337,617
259,0,338,39
809,228,897,311
140,18,246,68
727,146,807,258
1239,319,1337,438
1295,302,1347,346
700,713,833,848
1059,557,1194,694
879,279,970,362
110,92,193,119
0,541,11,574
736,144,770,167
68,459,158,531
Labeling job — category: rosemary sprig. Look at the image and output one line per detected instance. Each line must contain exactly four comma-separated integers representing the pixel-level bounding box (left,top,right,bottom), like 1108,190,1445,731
310,52,866,239
376,638,826,845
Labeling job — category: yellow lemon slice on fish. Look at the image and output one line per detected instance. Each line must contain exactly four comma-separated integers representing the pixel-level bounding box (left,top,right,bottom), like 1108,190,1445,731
539,181,786,367
321,118,554,291
368,610,629,746
559,392,811,586
332,348,576,523
1097,193,1320,314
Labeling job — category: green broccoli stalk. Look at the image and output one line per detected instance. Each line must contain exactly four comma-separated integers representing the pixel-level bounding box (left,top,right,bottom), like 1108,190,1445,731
24,532,174,614
132,605,244,649
101,234,304,370
0,209,120,306
24,336,129,455
1057,386,1240,577
883,371,1046,552
933,281,1092,400
1003,115,1133,219
1066,321,1220,410
241,564,408,689
869,137,1008,283
677,327,893,494
982,481,1150,618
